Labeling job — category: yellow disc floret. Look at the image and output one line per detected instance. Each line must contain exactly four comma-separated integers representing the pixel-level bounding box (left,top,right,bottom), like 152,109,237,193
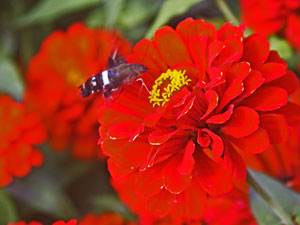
149,69,191,107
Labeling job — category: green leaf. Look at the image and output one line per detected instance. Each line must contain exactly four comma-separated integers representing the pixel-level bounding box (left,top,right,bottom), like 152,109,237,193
249,169,300,225
0,55,24,101
0,189,18,224
250,188,282,225
94,194,136,221
85,7,106,28
145,0,203,39
15,0,103,27
118,0,161,29
269,36,292,61
8,176,79,219
104,0,125,28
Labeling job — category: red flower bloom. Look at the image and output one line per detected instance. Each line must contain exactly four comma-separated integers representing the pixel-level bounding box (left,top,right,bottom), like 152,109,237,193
99,18,300,221
240,0,300,51
78,213,136,225
7,223,42,225
0,95,46,187
52,220,77,225
7,220,76,225
25,22,131,160
202,184,257,225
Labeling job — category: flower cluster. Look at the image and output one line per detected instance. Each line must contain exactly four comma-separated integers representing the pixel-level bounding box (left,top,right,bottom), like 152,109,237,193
0,95,46,187
7,220,76,225
79,213,136,225
99,17,300,222
240,0,300,51
25,22,131,160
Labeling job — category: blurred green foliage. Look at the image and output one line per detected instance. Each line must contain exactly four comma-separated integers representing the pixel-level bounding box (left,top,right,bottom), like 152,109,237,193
0,189,18,224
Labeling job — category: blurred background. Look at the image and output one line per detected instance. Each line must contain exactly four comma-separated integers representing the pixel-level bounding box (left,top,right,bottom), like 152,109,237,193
0,0,298,224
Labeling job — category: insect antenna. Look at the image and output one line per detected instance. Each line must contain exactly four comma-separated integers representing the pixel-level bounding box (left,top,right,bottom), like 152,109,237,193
134,41,152,95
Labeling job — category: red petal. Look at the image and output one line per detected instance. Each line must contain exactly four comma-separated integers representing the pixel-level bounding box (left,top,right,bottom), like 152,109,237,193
171,63,201,80
202,128,224,157
217,79,244,111
147,189,175,217
213,36,243,67
114,141,151,170
176,17,196,42
107,158,133,180
218,22,244,41
206,104,234,124
221,106,259,138
176,178,207,219
189,36,207,80
194,152,232,196
177,96,196,119
274,102,300,125
241,86,288,111
108,121,141,140
144,113,162,127
259,62,287,83
132,39,168,72
153,26,192,67
197,129,211,147
238,69,264,101
201,90,218,119
242,34,270,68
268,70,300,95
196,21,217,40
224,144,247,181
148,129,178,145
135,163,164,198
129,124,144,142
102,139,128,157
178,140,196,175
230,128,270,154
162,155,192,194
208,41,224,68
260,114,290,143
226,61,251,83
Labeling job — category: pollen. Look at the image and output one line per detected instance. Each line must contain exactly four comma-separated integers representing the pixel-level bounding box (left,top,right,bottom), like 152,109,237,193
149,69,191,107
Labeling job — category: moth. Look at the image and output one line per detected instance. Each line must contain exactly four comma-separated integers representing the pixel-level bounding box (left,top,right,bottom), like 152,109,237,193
78,51,148,99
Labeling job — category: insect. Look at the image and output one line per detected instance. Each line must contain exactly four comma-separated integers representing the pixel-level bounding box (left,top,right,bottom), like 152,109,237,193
78,51,148,99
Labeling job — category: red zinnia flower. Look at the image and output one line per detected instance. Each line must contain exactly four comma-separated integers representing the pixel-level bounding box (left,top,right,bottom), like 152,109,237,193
78,213,136,225
99,17,300,221
240,0,300,51
25,22,131,160
0,95,46,187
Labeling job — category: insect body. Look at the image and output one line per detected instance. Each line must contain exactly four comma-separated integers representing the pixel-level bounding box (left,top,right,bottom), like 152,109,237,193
79,60,147,99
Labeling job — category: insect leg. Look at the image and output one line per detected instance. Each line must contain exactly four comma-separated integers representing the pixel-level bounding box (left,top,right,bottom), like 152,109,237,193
135,78,151,95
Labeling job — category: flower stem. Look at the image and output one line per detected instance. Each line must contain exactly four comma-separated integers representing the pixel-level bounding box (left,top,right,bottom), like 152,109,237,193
246,170,294,225
214,0,239,25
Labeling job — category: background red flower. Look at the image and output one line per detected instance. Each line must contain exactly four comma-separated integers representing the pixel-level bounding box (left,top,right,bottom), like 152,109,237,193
0,95,46,187
78,213,136,225
24,22,131,160
99,17,300,222
240,0,300,51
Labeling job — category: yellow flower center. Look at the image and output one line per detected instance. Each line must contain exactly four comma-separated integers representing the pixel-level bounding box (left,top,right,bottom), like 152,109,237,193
149,69,191,107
